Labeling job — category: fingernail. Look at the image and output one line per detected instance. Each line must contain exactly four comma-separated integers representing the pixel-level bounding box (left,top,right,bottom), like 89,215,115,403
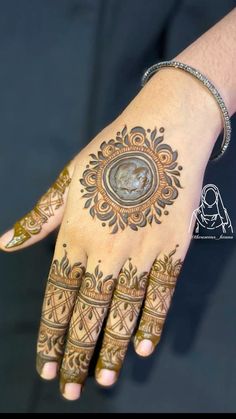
4,223,30,249
136,339,154,357
0,227,28,250
96,369,117,386
40,362,58,380
5,237,22,248
0,230,12,248
62,383,81,401
36,355,58,379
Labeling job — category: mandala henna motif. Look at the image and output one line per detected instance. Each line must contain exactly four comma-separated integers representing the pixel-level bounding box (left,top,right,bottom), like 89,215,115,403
6,167,71,248
60,263,115,387
80,126,182,233
36,248,85,375
135,246,183,348
96,259,148,375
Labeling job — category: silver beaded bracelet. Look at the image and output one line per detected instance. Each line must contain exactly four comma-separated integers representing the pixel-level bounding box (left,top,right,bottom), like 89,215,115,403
141,60,231,161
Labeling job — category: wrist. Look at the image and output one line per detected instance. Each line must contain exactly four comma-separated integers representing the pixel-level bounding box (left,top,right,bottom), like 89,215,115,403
141,69,222,141
119,69,223,166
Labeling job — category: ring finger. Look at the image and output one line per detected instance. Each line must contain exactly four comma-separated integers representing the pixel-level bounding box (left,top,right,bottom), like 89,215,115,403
95,256,151,387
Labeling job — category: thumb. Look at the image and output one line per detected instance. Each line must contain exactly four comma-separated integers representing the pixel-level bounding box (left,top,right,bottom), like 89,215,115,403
0,162,75,252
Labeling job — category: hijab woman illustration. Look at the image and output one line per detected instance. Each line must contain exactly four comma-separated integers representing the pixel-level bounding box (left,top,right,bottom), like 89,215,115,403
189,184,233,236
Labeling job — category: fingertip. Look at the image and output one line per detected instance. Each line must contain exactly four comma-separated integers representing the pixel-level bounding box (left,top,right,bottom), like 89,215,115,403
135,339,154,357
96,369,117,387
0,229,16,252
39,362,58,380
61,383,82,401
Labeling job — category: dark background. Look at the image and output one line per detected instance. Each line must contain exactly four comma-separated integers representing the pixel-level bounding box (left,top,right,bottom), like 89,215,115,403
0,0,236,413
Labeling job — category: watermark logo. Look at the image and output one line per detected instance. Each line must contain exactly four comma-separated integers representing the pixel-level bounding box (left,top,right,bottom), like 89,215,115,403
189,184,233,240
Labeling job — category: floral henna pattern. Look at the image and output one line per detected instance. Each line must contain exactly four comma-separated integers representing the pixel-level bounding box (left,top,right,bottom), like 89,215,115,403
6,167,71,248
60,343,91,388
60,263,115,387
96,259,148,375
80,126,182,233
135,246,183,348
36,247,85,375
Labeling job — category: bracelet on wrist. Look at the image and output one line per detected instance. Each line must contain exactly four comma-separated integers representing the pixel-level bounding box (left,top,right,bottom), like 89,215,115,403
141,60,231,161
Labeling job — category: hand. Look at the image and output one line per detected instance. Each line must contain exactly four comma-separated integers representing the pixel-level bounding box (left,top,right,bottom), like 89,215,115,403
0,69,220,401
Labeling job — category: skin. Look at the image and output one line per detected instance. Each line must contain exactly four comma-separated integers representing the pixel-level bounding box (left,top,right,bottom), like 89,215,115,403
0,8,236,402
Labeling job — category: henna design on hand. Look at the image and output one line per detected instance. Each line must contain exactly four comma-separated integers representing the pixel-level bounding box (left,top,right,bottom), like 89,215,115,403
135,246,183,348
60,263,115,388
6,167,71,248
96,259,148,376
36,248,85,375
80,126,182,233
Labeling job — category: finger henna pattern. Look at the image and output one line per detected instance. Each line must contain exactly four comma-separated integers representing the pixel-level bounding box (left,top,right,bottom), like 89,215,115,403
60,263,115,388
6,167,71,248
36,248,85,375
80,126,182,233
135,246,183,348
96,259,148,376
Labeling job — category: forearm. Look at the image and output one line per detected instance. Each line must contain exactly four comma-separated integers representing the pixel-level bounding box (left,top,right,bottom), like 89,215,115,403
175,7,236,116
125,8,236,158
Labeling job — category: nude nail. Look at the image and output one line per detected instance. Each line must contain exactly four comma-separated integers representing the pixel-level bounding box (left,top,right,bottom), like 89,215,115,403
62,383,81,401
96,369,117,386
40,362,58,380
136,339,154,357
